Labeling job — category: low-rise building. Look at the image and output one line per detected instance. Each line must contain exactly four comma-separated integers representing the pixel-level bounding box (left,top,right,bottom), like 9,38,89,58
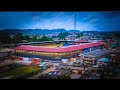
0,60,14,72
0,48,14,62
80,49,109,65
70,74,82,79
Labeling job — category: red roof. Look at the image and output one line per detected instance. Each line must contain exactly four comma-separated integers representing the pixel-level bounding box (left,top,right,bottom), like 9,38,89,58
15,42,103,53
76,40,88,42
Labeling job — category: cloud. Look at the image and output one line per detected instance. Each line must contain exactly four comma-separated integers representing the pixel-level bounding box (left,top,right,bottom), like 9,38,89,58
0,12,120,31
88,18,100,24
82,15,93,21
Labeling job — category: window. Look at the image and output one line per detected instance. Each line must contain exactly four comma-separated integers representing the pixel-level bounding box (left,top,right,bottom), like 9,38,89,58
35,51,37,54
71,52,73,54
38,52,41,54
33,51,35,54
41,52,44,54
72,51,75,54
43,52,46,54
54,53,59,55
22,50,25,52
19,50,21,52
74,50,77,53
49,52,52,55
59,53,62,55
46,52,49,55
84,57,88,58
67,52,70,54
90,57,92,59
29,51,32,54
62,53,66,55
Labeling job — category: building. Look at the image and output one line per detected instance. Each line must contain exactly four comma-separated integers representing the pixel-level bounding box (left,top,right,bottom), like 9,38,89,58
15,41,104,61
109,47,120,68
65,35,77,40
0,60,14,72
0,48,14,62
0,48,15,72
70,74,82,79
80,49,109,65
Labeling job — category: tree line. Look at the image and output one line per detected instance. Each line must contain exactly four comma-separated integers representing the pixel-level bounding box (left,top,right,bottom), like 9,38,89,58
0,33,53,43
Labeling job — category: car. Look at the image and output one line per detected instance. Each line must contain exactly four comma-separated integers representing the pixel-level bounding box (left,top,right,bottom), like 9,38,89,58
49,71,57,76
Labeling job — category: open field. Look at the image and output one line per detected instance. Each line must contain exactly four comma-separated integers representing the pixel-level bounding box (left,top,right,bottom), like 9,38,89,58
0,65,41,79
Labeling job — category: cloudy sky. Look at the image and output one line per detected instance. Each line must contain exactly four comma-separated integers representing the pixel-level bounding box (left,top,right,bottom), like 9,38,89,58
0,11,120,31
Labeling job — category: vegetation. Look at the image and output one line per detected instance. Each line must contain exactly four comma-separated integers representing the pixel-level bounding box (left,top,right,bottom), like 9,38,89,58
38,35,53,42
76,33,84,38
0,30,120,43
0,66,41,79
13,33,24,43
58,32,71,40
0,33,11,43
0,32,53,43
101,32,120,40
23,35,31,42
31,35,38,42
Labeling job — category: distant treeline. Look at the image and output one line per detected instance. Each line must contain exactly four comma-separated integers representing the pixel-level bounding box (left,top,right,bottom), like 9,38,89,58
0,29,120,43
0,33,53,43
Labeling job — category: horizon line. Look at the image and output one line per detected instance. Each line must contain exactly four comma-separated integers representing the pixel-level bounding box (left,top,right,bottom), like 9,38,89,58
0,28,120,32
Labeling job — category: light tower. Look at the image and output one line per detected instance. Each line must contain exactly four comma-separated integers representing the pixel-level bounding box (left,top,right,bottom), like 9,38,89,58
74,12,76,30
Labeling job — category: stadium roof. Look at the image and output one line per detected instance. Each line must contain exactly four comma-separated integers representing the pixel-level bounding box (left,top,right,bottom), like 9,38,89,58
76,40,88,42
15,42,103,53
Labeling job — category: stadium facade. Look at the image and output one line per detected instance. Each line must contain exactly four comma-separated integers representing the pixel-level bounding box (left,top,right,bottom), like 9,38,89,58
15,41,104,60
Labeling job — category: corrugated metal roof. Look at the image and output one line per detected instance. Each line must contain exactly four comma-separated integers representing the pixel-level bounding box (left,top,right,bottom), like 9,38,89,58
15,42,103,53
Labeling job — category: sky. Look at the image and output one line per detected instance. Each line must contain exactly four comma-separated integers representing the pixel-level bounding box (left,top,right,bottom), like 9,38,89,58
0,11,120,31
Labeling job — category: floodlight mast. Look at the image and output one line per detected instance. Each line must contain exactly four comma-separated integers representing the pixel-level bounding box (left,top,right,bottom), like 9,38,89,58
74,12,76,30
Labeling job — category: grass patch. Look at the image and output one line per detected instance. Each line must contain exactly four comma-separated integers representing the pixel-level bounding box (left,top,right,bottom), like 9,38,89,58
0,66,41,78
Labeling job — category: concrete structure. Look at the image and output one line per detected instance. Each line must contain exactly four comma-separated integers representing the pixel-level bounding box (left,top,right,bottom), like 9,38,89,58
0,48,14,62
15,41,103,61
80,49,109,65
70,74,82,79
65,35,77,40
0,60,14,72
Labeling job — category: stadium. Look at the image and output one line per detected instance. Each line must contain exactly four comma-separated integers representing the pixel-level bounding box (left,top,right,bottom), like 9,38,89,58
15,40,104,61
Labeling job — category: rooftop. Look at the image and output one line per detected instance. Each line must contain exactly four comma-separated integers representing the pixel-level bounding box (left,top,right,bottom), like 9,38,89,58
57,70,69,76
0,60,14,67
0,48,14,53
83,49,108,57
70,74,82,79
15,42,103,53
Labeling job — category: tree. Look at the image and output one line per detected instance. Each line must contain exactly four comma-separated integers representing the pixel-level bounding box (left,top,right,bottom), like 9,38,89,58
23,35,30,42
13,33,23,43
58,32,71,39
115,33,120,38
0,33,11,43
31,35,38,42
77,33,84,38
38,35,53,42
